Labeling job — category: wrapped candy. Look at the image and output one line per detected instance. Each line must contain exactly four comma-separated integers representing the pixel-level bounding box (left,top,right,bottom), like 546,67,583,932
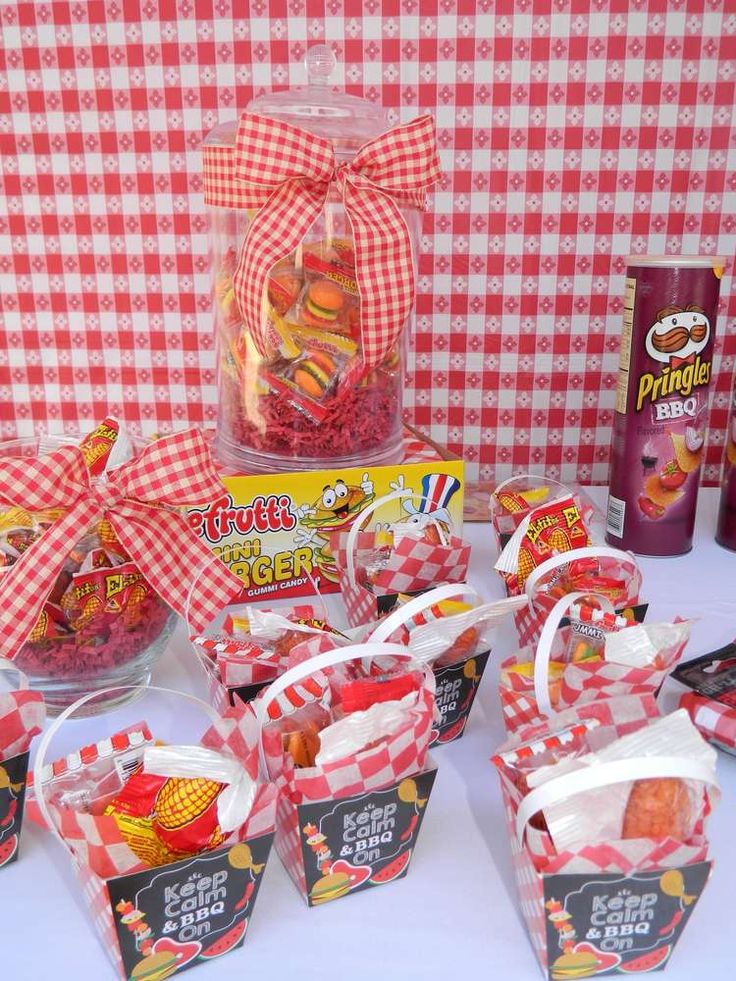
499,592,691,733
0,427,242,713
367,584,526,744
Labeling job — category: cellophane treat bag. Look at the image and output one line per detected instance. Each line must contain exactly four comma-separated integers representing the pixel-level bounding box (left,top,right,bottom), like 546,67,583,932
31,694,277,980
192,600,351,713
0,666,45,869
368,586,528,745
492,698,719,979
0,424,243,714
329,486,471,628
499,615,691,733
257,644,438,906
492,480,644,649
201,46,441,473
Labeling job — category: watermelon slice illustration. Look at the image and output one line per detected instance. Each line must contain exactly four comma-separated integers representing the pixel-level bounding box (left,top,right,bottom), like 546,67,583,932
620,945,672,973
200,919,247,959
0,834,18,868
370,849,411,884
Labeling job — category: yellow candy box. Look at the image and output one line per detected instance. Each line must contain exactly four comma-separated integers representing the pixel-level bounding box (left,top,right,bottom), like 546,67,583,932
189,427,464,601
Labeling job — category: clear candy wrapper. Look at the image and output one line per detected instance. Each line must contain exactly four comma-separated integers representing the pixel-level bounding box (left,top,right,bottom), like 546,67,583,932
315,692,418,765
564,602,633,663
407,595,529,667
494,495,592,592
604,620,692,670
527,709,718,853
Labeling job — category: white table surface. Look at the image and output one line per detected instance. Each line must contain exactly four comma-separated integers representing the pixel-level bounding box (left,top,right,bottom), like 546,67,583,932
5,487,735,981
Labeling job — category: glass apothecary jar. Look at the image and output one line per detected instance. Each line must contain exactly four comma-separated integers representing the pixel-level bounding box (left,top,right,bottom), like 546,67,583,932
202,46,438,473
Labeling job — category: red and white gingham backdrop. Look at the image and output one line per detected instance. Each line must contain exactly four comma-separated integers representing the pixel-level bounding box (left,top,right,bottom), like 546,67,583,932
0,0,734,484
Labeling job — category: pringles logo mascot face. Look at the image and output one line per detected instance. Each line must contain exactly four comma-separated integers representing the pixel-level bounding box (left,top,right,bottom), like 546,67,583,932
644,305,710,367
636,305,712,413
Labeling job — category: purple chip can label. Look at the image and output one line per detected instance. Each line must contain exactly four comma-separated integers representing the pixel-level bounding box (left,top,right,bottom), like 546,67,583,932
606,258,724,555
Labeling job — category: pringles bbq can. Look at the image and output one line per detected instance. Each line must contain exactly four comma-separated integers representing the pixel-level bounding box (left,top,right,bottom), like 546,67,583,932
716,374,736,551
606,256,725,555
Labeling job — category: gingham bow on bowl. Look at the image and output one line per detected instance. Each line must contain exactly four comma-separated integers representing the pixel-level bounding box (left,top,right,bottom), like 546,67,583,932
0,430,243,657
203,113,442,379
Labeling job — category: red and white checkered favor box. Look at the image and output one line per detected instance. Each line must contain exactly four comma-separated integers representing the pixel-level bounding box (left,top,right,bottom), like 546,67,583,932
513,546,643,651
255,642,438,907
680,692,736,755
492,710,718,978
0,661,45,870
499,593,680,735
31,686,278,980
332,487,470,628
188,555,348,713
367,583,528,747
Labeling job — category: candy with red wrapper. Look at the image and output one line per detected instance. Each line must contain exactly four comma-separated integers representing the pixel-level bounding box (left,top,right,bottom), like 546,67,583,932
0,427,243,713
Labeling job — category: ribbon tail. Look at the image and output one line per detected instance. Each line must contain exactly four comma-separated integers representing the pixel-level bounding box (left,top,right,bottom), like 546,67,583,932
232,178,327,357
109,507,243,634
342,177,415,373
0,501,99,660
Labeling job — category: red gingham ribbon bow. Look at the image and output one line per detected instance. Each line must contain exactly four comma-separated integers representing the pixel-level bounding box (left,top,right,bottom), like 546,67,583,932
204,113,441,375
0,430,243,658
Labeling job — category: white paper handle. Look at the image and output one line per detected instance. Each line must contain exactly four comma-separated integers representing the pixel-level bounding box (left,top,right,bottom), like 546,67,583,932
0,658,29,691
366,582,480,643
255,641,431,776
33,685,223,853
533,591,616,716
524,545,637,603
515,755,719,847
344,488,414,588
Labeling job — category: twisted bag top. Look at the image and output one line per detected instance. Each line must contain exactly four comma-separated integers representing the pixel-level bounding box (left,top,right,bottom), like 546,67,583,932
203,113,441,377
0,430,243,656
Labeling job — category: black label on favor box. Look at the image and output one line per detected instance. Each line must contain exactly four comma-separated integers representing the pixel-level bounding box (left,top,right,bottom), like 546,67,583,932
297,765,437,907
672,642,736,705
107,832,273,978
432,650,490,745
543,861,711,978
227,679,272,707
0,751,29,869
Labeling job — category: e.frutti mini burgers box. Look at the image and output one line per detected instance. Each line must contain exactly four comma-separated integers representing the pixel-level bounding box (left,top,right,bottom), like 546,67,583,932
189,427,464,601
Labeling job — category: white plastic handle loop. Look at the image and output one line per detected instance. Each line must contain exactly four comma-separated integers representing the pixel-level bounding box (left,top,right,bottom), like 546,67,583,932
366,582,480,643
524,545,637,604
344,488,414,588
33,685,223,852
255,641,431,776
515,755,719,847
533,591,616,717
0,658,29,691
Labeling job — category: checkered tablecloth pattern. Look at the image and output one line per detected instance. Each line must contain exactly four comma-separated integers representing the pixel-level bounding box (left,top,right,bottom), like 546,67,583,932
0,1,735,482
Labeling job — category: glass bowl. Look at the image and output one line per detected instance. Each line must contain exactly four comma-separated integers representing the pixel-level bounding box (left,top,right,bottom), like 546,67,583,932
0,435,177,715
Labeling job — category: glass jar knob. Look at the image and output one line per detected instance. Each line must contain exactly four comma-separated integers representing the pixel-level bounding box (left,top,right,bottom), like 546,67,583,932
305,44,336,86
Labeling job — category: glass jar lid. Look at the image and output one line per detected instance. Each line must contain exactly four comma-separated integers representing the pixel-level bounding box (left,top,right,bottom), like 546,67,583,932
202,45,387,152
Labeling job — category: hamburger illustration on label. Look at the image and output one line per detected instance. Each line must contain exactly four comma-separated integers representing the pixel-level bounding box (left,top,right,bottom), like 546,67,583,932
606,257,724,555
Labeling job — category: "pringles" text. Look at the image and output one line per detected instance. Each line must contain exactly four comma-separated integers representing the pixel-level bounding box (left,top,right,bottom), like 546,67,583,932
635,356,711,412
